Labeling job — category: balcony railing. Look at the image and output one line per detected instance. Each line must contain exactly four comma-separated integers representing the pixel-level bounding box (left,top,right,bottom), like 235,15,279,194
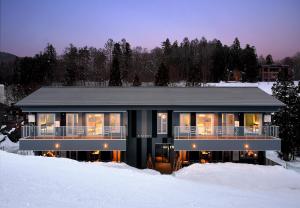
174,126,279,140
22,126,126,140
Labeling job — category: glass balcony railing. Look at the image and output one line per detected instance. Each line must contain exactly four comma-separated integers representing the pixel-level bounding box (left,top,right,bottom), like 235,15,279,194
174,126,279,140
21,126,126,140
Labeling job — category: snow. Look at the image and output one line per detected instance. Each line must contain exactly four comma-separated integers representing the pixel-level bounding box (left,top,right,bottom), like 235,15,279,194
0,134,19,153
171,81,299,95
1,151,300,208
266,151,300,173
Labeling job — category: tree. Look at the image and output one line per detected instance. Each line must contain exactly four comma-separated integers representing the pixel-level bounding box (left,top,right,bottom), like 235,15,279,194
155,62,169,86
63,44,78,85
121,39,132,82
229,38,242,73
109,43,122,86
211,40,226,82
242,44,259,82
43,43,57,84
272,73,298,160
132,73,141,86
266,54,273,65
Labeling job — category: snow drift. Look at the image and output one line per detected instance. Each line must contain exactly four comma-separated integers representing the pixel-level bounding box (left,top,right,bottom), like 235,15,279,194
1,151,300,208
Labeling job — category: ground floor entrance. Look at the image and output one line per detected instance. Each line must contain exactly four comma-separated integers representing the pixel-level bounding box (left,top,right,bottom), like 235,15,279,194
154,143,174,174
38,150,123,162
176,150,265,168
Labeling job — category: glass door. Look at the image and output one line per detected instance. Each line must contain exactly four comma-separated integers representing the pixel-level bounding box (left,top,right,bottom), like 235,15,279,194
86,114,104,135
66,113,79,136
38,113,55,136
222,114,235,135
196,114,214,135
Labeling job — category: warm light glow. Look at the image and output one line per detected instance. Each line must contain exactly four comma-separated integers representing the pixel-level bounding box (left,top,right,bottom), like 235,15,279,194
92,150,100,155
54,143,60,149
244,144,249,149
192,144,197,149
103,143,108,149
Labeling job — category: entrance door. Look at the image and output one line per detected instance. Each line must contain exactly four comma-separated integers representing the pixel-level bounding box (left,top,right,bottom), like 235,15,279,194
155,143,172,163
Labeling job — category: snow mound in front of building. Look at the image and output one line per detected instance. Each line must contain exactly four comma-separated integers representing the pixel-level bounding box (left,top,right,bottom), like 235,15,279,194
175,162,300,191
1,151,300,208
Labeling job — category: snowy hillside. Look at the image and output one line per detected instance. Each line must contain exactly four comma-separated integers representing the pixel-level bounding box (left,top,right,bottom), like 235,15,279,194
1,151,300,208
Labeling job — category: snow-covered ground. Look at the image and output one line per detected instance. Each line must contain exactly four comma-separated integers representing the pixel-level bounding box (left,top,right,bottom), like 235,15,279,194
1,151,300,208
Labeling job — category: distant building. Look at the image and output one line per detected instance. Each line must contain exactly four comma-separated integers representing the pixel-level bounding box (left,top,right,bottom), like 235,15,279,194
0,84,5,104
260,64,293,81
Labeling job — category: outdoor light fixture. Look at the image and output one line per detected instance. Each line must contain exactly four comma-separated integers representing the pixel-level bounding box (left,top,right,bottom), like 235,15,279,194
244,144,249,149
54,143,60,149
192,144,197,149
103,143,109,149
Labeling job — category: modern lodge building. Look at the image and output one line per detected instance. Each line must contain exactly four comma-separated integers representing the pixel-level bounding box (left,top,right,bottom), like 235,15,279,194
16,87,284,173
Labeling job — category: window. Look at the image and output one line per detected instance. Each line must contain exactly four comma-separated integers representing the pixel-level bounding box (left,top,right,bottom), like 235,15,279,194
157,113,168,134
38,113,55,135
179,113,190,133
222,113,235,135
66,113,79,135
244,113,262,134
86,114,104,135
110,113,121,133
196,114,214,135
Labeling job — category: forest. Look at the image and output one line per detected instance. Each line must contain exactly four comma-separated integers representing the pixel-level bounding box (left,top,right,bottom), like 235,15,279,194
0,37,300,102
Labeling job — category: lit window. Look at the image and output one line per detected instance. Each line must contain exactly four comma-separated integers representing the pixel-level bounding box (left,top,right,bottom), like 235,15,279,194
179,113,190,133
66,113,79,135
110,113,121,133
38,113,55,135
244,113,262,134
196,114,214,135
157,113,168,134
86,114,104,135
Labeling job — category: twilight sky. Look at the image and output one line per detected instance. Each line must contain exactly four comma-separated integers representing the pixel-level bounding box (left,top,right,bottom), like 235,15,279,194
0,0,300,59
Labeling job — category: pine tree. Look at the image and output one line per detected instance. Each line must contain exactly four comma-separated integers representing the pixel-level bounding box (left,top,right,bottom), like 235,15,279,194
109,43,122,86
132,73,141,86
272,72,298,160
155,63,169,86
242,44,258,82
266,54,273,65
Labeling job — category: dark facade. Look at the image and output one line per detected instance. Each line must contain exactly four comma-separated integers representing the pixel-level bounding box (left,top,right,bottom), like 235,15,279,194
16,87,284,173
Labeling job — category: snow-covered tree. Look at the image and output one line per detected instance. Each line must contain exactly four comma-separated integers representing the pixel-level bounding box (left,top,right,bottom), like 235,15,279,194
272,72,298,160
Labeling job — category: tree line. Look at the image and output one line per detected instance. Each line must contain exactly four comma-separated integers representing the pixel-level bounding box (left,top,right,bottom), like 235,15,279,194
0,37,297,101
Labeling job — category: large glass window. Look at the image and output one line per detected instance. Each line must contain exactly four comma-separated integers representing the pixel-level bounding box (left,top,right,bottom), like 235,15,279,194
244,113,262,134
38,113,55,135
157,113,168,134
86,114,104,135
179,113,191,133
66,113,79,135
110,113,121,133
222,113,235,135
196,114,214,135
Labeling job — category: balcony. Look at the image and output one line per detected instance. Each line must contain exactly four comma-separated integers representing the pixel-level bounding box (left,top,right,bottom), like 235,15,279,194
174,126,281,151
19,126,126,151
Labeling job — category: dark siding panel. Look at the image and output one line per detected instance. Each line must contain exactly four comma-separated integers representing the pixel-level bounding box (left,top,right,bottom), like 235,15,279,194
132,110,137,137
152,110,157,137
167,110,173,137
191,112,196,126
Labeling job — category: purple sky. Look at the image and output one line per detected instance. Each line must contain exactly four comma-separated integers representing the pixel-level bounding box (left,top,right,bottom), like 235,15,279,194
1,0,300,59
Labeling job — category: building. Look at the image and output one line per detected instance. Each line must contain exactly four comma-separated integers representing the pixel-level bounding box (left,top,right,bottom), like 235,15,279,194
16,87,284,173
260,64,292,81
